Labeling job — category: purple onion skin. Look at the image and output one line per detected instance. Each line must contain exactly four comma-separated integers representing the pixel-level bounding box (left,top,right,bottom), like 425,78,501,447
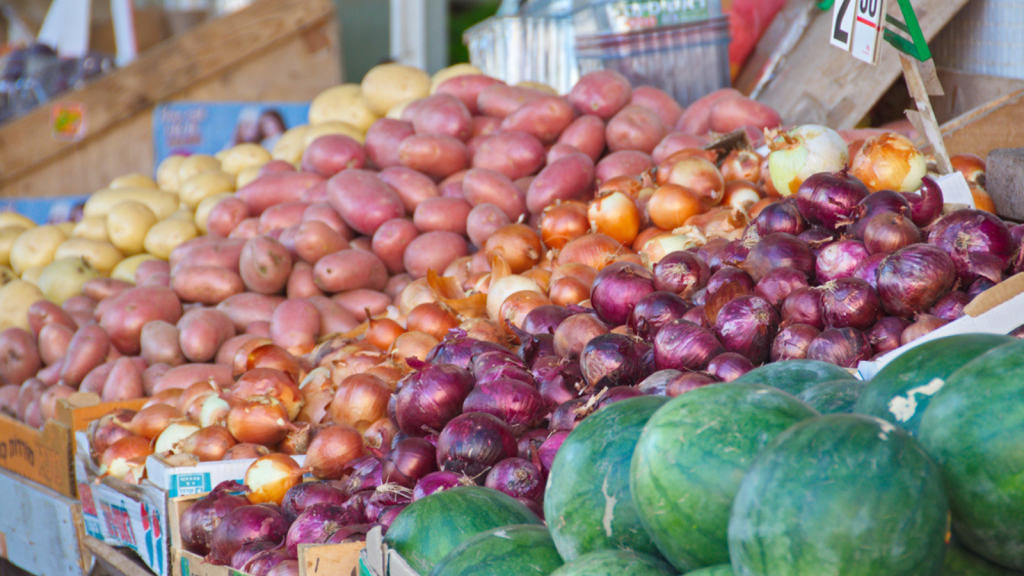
654,319,725,371
692,289,708,307
281,482,349,523
853,252,887,290
867,317,911,357
381,438,438,488
266,559,301,576
666,372,719,397
549,397,591,432
365,485,413,523
1009,324,1024,339
517,498,545,521
518,333,556,368
485,457,545,502
771,323,821,361
340,491,372,522
1011,224,1024,247
682,305,710,329
743,232,816,283
720,239,751,269
342,456,383,494
285,503,361,557
436,412,518,480
538,431,569,473
755,198,806,236
713,295,780,365
927,209,1015,284
243,549,290,575
532,356,583,407
698,237,732,273
820,277,880,331
862,212,921,255
903,176,944,228
231,542,281,571
877,244,957,318
376,506,407,532
707,266,756,294
967,276,997,300
425,333,475,369
590,261,656,326
816,239,870,284
807,327,873,368
413,471,469,501
653,251,711,297
208,505,290,565
781,287,824,329
797,170,870,231
848,190,912,239
707,352,755,382
579,333,648,390
395,364,475,437
476,365,536,387
629,291,692,340
637,369,683,396
755,267,809,308
472,350,527,375
930,291,970,322
181,481,250,557
901,315,949,345
799,228,837,258
463,380,547,432
522,305,574,335
517,429,549,461
597,386,645,408
323,524,374,544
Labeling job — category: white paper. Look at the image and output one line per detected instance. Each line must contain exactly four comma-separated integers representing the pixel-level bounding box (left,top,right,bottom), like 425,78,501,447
935,171,975,208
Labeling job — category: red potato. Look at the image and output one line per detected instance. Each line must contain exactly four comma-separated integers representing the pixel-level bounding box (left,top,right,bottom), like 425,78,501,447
462,169,528,221
568,70,633,120
286,261,325,298
526,153,596,214
174,239,245,275
294,220,349,264
306,296,359,335
332,290,391,321
403,231,469,279
412,94,473,141
141,321,186,367
278,224,300,261
135,260,171,286
39,384,75,420
652,132,710,164
301,135,367,177
59,324,109,386
270,299,320,350
547,143,581,164
247,322,272,337
349,237,373,252
313,249,388,293
107,346,124,362
708,96,782,134
385,274,413,299
172,266,245,304
466,135,489,158
400,99,426,122
94,295,117,323
606,105,667,154
142,363,171,395
62,295,97,314
372,218,419,274
300,180,329,203
0,384,17,416
413,197,472,235
258,202,311,233
472,131,546,181
439,170,468,198
215,334,264,366
69,311,95,328
169,236,221,269
153,363,232,394
206,197,250,238
477,85,546,118
239,235,292,294
229,218,260,240
467,203,512,248
17,379,45,419
258,160,297,176
378,167,439,213
27,300,78,337
236,172,324,216
37,360,63,387
557,115,607,162
217,293,285,332
101,357,144,402
99,286,184,355
595,150,655,183
178,308,236,363
631,86,683,127
38,323,73,366
471,116,502,137
82,278,132,302
500,96,577,144
0,328,42,385
328,169,406,236
437,75,505,115
675,88,742,134
303,203,356,240
364,118,416,170
398,134,470,180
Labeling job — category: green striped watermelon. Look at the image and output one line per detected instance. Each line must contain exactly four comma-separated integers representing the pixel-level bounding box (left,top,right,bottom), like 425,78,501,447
548,550,675,576
943,540,1022,576
855,334,1013,435
630,383,819,571
919,339,1024,570
429,525,563,576
544,396,668,561
729,414,949,576
733,360,854,396
797,379,865,414
687,566,734,576
383,486,542,574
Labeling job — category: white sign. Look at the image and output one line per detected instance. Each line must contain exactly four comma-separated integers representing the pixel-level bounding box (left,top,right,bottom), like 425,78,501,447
851,0,888,65
830,0,856,51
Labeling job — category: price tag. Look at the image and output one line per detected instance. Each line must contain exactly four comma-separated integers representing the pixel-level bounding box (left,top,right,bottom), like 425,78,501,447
851,0,888,65
830,0,856,51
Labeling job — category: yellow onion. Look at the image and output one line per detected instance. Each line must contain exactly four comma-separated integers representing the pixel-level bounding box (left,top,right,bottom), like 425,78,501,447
950,153,985,186
365,418,399,452
329,345,388,382
648,185,705,230
459,318,507,345
246,344,302,382
176,425,237,462
277,422,316,455
850,133,926,192
100,436,153,479
598,175,644,199
199,394,233,428
767,124,848,196
661,157,725,206
632,227,664,252
127,404,185,440
721,149,763,182
153,421,201,455
407,303,460,340
588,191,640,246
232,368,305,421
143,389,183,410
549,277,592,307
398,278,438,314
390,331,440,365
177,381,219,415
329,374,391,432
485,224,543,273
244,453,306,505
365,315,407,351
305,424,365,479
971,185,996,214
639,232,703,264
556,234,628,271
656,149,719,185
540,201,589,250
721,180,763,211
223,443,271,460
522,268,552,292
486,274,543,321
232,337,273,377
227,395,292,445
298,368,335,424
499,290,552,330
364,361,407,389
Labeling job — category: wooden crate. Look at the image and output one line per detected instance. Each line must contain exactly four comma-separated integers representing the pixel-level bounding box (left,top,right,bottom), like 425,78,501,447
936,89,1024,160
0,0,341,199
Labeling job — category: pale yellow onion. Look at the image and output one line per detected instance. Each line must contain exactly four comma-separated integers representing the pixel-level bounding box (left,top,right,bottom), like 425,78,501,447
199,394,233,428
850,132,927,192
153,421,200,454
486,274,543,321
640,232,703,264
767,125,848,196
244,453,305,505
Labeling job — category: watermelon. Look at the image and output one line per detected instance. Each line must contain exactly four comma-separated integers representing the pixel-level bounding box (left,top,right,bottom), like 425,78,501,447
943,540,1022,576
797,379,865,414
545,396,668,561
429,525,563,576
919,339,1024,570
687,566,734,576
733,359,854,395
855,334,1014,435
630,383,819,571
548,550,675,576
383,486,542,574
729,413,949,576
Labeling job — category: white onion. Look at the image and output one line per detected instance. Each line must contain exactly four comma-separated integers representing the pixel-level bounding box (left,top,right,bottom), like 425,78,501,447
486,275,542,321
767,125,849,196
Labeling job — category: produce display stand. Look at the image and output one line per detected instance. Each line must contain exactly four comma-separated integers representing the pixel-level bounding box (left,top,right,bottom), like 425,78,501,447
86,536,156,576
0,0,341,199
936,89,1024,160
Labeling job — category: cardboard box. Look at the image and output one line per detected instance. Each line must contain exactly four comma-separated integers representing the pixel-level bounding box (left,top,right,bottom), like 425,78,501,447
174,542,364,576
361,526,419,576
147,453,307,498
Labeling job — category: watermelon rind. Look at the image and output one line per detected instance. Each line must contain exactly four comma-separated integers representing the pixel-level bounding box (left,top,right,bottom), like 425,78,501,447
797,378,865,414
686,565,735,576
429,524,564,576
548,549,675,576
942,539,1022,576
733,359,854,396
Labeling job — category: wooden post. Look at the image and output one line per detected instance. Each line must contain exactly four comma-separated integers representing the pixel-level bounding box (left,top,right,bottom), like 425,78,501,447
900,53,953,175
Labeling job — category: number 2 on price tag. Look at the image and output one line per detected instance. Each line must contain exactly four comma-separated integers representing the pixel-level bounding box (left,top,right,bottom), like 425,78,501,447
831,0,855,51
851,0,888,65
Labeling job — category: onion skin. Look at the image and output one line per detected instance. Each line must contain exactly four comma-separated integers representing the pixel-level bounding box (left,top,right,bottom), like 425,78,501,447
330,373,391,433
652,250,710,298
306,424,365,480
807,327,873,368
413,471,471,501
713,295,780,364
902,176,944,228
380,437,438,487
816,239,870,284
754,199,805,236
285,503,361,557
795,170,869,230
281,481,348,523
629,291,691,340
590,262,656,326
863,212,921,255
553,313,610,360
771,323,821,361
653,319,724,371
177,425,237,462
848,190,911,239
850,133,926,193
707,352,755,382
866,317,911,356
208,504,289,565
852,252,887,290
929,291,970,322
484,457,544,502
579,333,649,391
394,364,475,436
754,267,809,308
820,278,880,331
463,380,546,433
181,481,250,556
227,395,292,446
665,371,719,397
522,305,574,336
927,209,1015,285
877,244,956,318
742,233,815,283
436,412,517,480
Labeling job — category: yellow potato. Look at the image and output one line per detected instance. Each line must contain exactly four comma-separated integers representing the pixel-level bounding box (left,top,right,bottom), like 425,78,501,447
220,144,272,176
111,253,160,283
144,218,198,259
272,125,309,165
0,280,45,331
430,63,483,92
179,170,236,209
236,167,262,189
0,266,15,287
9,225,67,274
19,266,44,286
55,222,76,236
386,98,418,120
0,226,28,267
54,238,124,274
177,155,221,184
0,213,36,229
361,63,432,116
156,155,186,192
303,121,364,146
309,86,380,132
39,257,100,305
516,81,558,95
215,149,230,162
309,85,362,124
72,215,109,242
107,201,158,256
110,173,158,190
195,192,234,235
84,188,179,220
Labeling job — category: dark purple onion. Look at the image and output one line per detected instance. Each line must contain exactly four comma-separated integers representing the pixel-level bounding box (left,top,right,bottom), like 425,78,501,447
707,352,755,382
538,431,568,472
485,457,544,502
532,356,582,407
682,305,710,328
797,170,870,230
342,456,383,494
816,239,870,283
395,364,475,436
698,237,732,272
929,291,970,322
820,278,880,330
807,327,873,368
323,524,374,544
380,438,438,488
754,198,805,236
654,320,725,371
637,369,682,396
549,397,591,432
848,190,913,239
653,250,710,297
692,288,708,306
340,490,371,521
463,380,546,432
231,542,281,571
472,350,527,375
666,372,718,396
517,333,556,368
798,227,838,257
413,471,471,500
597,386,644,408
377,506,407,532
1011,224,1024,247
590,261,656,326
281,481,348,523
476,365,536,387
707,266,755,294
877,244,956,317
365,484,413,523
901,315,948,345
742,233,815,283
770,323,821,361
425,331,477,369
517,498,545,520
517,429,549,461
579,333,647,390
208,504,289,565
436,412,517,480
862,211,921,255
927,209,1015,284
781,287,824,328
967,276,997,300
713,295,780,364
1009,324,1024,338
755,267,809,308
243,549,290,576
719,239,751,269
629,291,691,340
522,305,574,335
866,317,911,356
852,252,887,289
181,481,250,557
902,176,944,228
285,503,359,557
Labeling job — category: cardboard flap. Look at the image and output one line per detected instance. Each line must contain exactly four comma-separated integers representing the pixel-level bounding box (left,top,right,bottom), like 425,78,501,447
966,272,1024,317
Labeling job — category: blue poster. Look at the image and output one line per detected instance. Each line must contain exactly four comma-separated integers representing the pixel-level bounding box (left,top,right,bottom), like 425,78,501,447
0,195,89,224
152,102,311,165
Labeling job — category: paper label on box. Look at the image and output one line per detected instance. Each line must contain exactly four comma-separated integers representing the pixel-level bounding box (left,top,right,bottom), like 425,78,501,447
169,472,212,497
180,556,191,576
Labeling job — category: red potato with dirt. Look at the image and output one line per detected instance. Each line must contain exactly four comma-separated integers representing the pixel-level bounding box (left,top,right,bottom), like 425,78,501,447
0,328,41,385
413,197,472,235
172,266,245,304
556,115,607,162
606,104,667,154
206,197,250,238
437,75,505,115
292,220,349,264
675,88,742,134
178,308,236,363
471,116,501,138
364,118,416,170
403,231,469,279
229,218,260,240
378,167,439,213
259,202,311,234
301,135,367,177
101,357,144,402
313,249,389,293
142,363,170,395
372,218,420,274
238,235,292,295
708,96,782,134
500,96,577,144
172,238,245,274
82,278,132,302
99,286,184,355
135,260,171,286
631,86,683,127
303,203,355,240
472,131,546,181
215,293,283,332
141,321,186,367
398,135,470,180
526,153,596,214
27,300,78,337
568,70,633,120
333,290,392,321
328,169,406,236
306,296,359,335
595,150,655,183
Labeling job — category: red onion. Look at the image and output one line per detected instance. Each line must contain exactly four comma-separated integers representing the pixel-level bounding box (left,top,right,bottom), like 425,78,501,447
395,364,475,436
549,397,591,432
1011,223,1024,247
866,317,911,356
770,323,821,361
340,490,372,521
713,295,780,364
381,438,438,487
484,457,544,502
475,365,535,387
342,456,383,494
653,251,710,298
517,428,549,460
1010,324,1024,339
377,505,407,531
967,276,996,300
285,503,360,557
901,315,948,345
929,291,970,322
863,212,921,255
820,278,880,330
590,261,656,326
796,170,870,231
425,332,478,370
755,267,809,308
208,504,289,565
692,288,708,306
902,176,944,228
848,190,912,239
538,431,568,472
517,498,545,521
463,380,547,432
412,471,471,500
365,484,413,523
242,549,290,576
654,320,725,371
637,370,682,396
877,244,956,317
781,287,824,329
666,372,718,396
816,239,869,283
707,266,755,294
281,482,348,523
324,524,374,544
682,305,710,329
754,198,806,236
181,481,251,557
532,356,582,407
698,237,732,272
852,252,887,289
517,332,557,368
742,233,815,283
266,559,300,576
719,240,751,269
436,412,517,480
927,209,1015,284
522,305,574,335
798,228,837,258
596,386,645,408
628,291,691,340
579,333,648,391
707,352,755,382
472,350,527,375
807,327,873,368
231,542,281,571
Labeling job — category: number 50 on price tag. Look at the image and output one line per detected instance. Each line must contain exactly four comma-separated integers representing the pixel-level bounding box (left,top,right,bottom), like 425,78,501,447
831,0,888,65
